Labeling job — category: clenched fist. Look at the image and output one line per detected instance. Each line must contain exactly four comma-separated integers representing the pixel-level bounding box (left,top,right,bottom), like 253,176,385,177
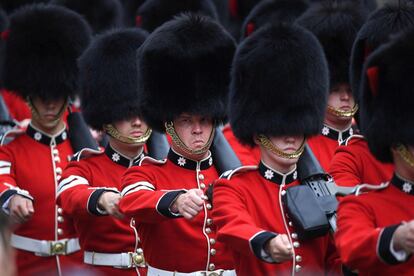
171,189,205,220
98,191,124,219
393,220,414,254
9,195,34,224
265,234,293,263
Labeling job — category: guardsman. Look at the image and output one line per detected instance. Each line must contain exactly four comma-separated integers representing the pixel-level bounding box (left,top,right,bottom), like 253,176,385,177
119,14,236,275
0,4,91,275
335,27,414,275
329,1,414,187
297,1,366,171
213,23,340,276
56,28,149,275
222,0,309,166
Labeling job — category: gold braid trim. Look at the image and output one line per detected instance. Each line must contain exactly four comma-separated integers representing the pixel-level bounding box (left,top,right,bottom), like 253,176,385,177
27,97,68,126
257,134,305,159
395,143,414,168
165,121,214,156
327,103,359,118
104,124,152,145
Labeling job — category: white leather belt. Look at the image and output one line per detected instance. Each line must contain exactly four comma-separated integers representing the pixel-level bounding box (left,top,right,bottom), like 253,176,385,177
11,234,80,256
84,250,146,268
147,265,236,276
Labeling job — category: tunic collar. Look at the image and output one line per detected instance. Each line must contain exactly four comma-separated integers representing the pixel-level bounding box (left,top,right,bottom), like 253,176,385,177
321,124,354,144
168,148,213,170
391,174,414,196
259,161,297,185
27,123,68,146
105,144,144,168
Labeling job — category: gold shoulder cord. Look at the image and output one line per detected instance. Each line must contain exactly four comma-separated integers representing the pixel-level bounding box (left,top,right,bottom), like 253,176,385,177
327,104,359,118
165,121,215,156
257,134,305,159
104,124,152,145
395,143,414,168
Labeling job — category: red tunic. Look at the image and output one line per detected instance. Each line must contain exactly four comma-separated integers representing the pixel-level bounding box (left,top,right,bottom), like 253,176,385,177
213,162,340,276
0,124,82,276
335,174,414,275
329,135,394,187
222,124,260,166
307,124,354,172
56,145,147,275
120,149,234,273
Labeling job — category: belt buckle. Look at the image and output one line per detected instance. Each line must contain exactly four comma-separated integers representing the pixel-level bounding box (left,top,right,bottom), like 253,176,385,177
201,270,224,276
50,240,68,256
128,251,145,268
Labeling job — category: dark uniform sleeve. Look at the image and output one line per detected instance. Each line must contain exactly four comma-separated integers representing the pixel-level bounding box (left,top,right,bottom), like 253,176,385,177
213,178,278,263
335,195,408,270
119,164,185,223
57,161,118,218
0,145,33,211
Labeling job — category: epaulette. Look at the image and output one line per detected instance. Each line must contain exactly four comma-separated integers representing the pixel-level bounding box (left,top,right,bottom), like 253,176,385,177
71,147,104,162
221,165,258,180
139,156,167,166
355,182,389,196
341,134,365,146
0,127,24,146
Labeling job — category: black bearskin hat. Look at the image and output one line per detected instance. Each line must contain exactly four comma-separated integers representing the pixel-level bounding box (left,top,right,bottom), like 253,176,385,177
297,0,366,90
119,0,145,26
229,0,260,19
52,0,123,34
137,14,236,132
360,28,414,163
0,0,49,14
309,0,377,13
230,24,329,146
136,0,218,32
241,0,309,39
351,0,414,102
3,4,92,100
79,28,148,130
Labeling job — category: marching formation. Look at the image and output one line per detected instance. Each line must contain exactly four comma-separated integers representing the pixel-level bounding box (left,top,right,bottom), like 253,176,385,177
0,0,413,276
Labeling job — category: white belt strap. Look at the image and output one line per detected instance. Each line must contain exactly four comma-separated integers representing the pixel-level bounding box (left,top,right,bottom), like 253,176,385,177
147,265,236,276
11,234,80,256
84,251,146,268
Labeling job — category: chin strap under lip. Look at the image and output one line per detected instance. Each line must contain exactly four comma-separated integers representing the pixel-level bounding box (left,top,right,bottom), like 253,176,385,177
327,103,359,118
103,124,152,145
257,134,305,160
395,143,414,168
27,96,68,127
165,121,215,157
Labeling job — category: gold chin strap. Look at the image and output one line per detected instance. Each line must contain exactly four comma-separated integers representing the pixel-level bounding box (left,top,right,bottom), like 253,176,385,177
327,103,359,118
27,97,68,126
103,124,152,145
395,143,414,168
257,134,305,159
165,121,215,156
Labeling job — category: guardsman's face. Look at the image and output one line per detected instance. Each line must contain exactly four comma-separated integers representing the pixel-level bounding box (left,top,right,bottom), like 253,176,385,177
172,113,213,152
258,135,304,170
113,116,149,139
31,97,66,130
392,144,414,181
326,83,355,122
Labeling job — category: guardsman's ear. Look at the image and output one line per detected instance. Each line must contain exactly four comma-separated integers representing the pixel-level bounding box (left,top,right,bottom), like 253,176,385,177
253,135,260,146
